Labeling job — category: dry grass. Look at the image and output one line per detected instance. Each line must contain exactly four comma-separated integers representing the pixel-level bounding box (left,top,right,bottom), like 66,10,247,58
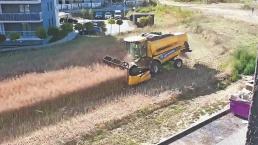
0,64,125,113
0,36,126,80
0,5,253,144
0,36,128,143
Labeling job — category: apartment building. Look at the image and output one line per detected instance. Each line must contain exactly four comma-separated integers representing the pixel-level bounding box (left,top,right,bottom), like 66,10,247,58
58,0,104,10
0,0,59,39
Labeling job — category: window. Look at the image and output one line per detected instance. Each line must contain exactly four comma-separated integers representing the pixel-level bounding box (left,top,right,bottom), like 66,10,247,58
47,2,50,11
19,5,24,13
19,5,30,13
51,2,53,11
24,5,30,13
52,17,54,26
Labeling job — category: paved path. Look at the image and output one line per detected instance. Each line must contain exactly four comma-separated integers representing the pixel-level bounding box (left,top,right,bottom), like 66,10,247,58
171,113,248,145
160,1,258,25
106,20,136,35
216,126,247,145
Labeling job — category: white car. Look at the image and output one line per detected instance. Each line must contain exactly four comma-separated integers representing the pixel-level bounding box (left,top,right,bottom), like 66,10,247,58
105,12,112,19
114,10,122,19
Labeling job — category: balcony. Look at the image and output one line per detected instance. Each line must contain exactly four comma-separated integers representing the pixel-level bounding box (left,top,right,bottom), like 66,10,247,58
0,0,41,4
0,13,42,23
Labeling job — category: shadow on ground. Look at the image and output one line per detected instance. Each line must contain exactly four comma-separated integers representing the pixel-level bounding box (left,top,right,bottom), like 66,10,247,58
0,63,222,143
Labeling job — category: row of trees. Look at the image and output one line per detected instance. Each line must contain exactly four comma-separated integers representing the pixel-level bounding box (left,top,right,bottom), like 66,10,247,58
0,23,74,44
74,21,106,35
107,18,123,34
72,9,94,20
74,19,124,35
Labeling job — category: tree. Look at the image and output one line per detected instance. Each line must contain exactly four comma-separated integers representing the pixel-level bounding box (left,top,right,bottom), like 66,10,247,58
116,19,123,34
80,9,93,19
107,18,115,35
84,22,94,30
74,23,84,32
98,21,107,33
0,34,6,44
36,27,47,39
61,23,74,33
83,22,94,34
9,32,20,41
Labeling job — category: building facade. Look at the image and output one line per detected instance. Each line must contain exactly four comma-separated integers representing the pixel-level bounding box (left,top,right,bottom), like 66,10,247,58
0,0,59,39
58,0,104,10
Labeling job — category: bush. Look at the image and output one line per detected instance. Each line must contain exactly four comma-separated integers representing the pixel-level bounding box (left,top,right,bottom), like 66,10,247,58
107,18,116,25
61,23,73,33
149,0,158,6
36,27,47,39
49,29,67,43
231,48,256,81
84,22,94,31
48,27,60,36
0,34,6,43
138,16,151,27
9,32,20,41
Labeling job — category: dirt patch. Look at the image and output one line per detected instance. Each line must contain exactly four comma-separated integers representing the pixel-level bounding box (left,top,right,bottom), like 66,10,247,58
2,95,154,145
79,80,243,145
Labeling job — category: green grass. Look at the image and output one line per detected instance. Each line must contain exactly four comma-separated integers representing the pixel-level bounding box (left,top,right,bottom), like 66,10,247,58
231,45,256,81
80,99,227,145
135,5,193,25
241,0,258,9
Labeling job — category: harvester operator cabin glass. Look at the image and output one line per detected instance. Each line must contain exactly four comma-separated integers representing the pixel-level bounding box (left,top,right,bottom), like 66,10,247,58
127,42,147,60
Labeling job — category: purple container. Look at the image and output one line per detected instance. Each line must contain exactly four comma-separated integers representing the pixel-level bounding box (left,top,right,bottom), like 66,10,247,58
230,99,251,120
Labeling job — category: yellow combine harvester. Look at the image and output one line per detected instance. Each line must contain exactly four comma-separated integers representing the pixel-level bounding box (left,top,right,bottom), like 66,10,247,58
103,32,192,85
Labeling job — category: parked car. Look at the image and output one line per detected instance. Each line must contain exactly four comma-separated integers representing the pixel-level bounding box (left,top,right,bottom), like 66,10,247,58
60,17,78,24
95,11,103,19
105,12,112,19
114,10,122,19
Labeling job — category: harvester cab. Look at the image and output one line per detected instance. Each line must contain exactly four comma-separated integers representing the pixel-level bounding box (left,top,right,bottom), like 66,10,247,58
123,35,147,62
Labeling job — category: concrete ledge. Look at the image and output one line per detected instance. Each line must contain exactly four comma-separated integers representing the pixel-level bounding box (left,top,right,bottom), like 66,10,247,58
0,32,78,53
157,106,230,145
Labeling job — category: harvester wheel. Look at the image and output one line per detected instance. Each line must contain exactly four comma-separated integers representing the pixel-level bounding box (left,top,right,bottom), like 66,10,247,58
174,59,183,68
150,61,161,74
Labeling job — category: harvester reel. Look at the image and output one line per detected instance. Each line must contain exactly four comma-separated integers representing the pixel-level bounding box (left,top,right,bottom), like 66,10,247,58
103,56,130,70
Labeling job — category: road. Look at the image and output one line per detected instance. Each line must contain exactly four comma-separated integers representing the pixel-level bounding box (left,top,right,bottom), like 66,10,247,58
171,113,248,145
160,1,258,25
106,20,136,35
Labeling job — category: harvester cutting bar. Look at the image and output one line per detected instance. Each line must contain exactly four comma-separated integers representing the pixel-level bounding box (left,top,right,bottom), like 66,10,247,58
103,56,130,70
